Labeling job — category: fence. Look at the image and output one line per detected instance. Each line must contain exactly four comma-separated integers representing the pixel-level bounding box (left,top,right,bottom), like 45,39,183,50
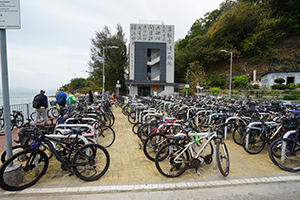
194,89,300,102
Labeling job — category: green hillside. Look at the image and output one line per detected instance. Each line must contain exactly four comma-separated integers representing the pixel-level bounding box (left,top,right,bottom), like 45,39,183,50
175,0,300,88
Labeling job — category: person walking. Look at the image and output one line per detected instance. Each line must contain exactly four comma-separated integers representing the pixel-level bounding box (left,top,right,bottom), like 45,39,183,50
56,88,67,116
33,89,48,126
66,92,77,111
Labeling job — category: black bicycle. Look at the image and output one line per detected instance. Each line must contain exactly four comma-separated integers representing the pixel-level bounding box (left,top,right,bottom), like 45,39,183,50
0,127,110,191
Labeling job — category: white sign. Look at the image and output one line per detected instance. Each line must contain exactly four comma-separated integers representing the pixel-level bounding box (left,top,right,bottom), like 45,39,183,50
0,0,20,29
196,85,200,89
116,84,121,88
185,84,189,89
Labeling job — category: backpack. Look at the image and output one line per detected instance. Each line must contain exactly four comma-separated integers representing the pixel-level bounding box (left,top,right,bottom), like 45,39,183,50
56,93,64,105
66,96,74,105
32,94,42,108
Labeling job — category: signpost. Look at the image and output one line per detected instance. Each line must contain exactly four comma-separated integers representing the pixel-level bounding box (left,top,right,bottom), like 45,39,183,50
0,0,20,161
116,80,121,97
0,0,21,29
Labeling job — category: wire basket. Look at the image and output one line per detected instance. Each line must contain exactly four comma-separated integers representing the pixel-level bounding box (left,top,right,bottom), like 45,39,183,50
50,101,56,106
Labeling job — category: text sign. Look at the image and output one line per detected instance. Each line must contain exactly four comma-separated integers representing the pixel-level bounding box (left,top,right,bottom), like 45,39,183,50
0,0,20,29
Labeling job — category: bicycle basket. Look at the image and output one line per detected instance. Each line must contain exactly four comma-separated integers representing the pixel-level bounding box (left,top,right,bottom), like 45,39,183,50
17,128,39,149
50,100,56,106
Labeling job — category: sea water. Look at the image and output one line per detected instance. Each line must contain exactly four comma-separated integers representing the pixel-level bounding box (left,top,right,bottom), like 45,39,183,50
0,92,56,106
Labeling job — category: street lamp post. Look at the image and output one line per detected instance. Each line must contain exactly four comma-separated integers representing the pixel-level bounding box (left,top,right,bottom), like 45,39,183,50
102,46,118,102
220,50,233,99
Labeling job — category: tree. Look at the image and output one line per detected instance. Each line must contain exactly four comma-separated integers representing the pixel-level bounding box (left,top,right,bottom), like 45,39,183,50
203,73,225,87
88,24,128,94
232,75,248,88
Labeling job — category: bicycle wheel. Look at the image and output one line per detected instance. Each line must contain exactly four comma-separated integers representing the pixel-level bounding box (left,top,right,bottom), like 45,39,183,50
132,122,143,135
269,138,300,172
30,112,44,123
241,129,265,154
143,133,168,162
0,119,4,128
15,113,24,128
95,125,116,148
1,145,23,163
138,123,158,143
232,123,246,146
72,143,110,181
216,140,230,176
155,142,189,178
50,107,60,118
128,111,136,124
0,149,49,191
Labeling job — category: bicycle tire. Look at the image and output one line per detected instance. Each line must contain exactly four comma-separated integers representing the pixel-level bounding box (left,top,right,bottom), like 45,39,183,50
15,113,24,128
241,129,265,154
143,133,168,162
72,143,110,181
269,138,300,172
138,123,158,143
216,140,230,176
95,125,116,148
0,119,4,128
132,122,143,135
128,111,136,124
155,142,189,178
232,123,246,146
30,112,44,123
50,107,60,118
0,149,49,191
1,145,23,164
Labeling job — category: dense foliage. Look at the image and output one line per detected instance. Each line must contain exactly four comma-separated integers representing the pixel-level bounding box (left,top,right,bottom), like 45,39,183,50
175,0,300,85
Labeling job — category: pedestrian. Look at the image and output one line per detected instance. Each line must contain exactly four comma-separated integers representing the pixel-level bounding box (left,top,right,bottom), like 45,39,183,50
32,89,48,126
88,90,94,105
66,92,77,111
56,88,67,116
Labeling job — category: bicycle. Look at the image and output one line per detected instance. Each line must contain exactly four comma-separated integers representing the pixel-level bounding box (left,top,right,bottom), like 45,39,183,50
0,126,110,191
154,122,231,178
241,120,286,154
10,110,24,130
268,122,300,172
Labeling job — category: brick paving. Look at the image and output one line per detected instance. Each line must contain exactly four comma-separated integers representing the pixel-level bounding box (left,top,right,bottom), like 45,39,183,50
0,106,300,195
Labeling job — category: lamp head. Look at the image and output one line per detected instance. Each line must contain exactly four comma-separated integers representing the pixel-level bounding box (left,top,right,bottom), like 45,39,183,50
220,49,228,53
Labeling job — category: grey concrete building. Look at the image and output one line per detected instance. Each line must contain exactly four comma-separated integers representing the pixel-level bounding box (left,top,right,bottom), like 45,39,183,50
125,22,175,96
261,71,300,88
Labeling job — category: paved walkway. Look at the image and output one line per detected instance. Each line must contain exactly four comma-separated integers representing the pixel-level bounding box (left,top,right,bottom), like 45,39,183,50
1,107,300,196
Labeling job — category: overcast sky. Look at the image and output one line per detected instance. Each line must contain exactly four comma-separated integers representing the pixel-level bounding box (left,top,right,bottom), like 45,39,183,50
2,0,224,93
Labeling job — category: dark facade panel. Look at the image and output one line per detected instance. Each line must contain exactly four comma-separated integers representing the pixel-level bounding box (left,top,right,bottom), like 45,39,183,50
134,42,166,82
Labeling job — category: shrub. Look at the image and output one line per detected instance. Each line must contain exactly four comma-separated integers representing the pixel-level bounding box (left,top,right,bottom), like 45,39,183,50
283,95,296,100
288,83,298,90
255,90,265,98
253,84,260,89
274,78,285,84
210,87,221,96
272,84,288,90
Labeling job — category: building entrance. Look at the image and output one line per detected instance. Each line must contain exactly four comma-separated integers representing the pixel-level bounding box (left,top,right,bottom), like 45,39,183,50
138,86,150,96
287,76,295,85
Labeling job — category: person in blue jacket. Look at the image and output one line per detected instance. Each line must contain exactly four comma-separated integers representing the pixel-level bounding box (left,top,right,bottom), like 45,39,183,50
33,89,48,126
56,88,67,116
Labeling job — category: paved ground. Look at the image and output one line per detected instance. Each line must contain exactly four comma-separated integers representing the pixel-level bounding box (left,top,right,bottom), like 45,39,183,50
0,106,300,197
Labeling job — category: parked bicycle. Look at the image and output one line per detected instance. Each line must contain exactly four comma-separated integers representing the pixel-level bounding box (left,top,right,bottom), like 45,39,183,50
0,126,110,191
154,122,232,178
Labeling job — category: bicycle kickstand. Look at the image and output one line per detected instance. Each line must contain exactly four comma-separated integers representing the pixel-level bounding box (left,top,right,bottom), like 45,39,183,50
195,168,201,177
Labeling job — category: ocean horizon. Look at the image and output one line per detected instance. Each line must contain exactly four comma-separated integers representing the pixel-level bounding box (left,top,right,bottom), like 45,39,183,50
0,91,56,106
